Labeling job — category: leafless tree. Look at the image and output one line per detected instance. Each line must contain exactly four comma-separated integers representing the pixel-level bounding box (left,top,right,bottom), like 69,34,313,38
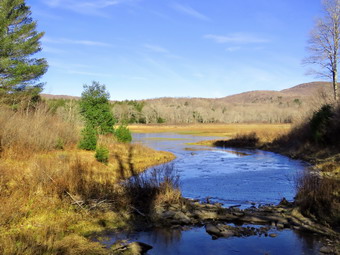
304,0,340,101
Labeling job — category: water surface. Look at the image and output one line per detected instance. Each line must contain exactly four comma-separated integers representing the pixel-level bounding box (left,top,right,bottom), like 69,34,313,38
104,132,321,254
133,133,308,208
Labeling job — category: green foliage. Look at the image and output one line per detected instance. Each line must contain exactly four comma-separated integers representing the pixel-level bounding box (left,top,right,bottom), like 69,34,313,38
309,104,334,144
0,0,48,106
78,125,97,150
47,99,68,114
293,98,301,106
95,146,109,164
79,81,115,135
157,117,166,123
115,124,132,143
55,137,64,150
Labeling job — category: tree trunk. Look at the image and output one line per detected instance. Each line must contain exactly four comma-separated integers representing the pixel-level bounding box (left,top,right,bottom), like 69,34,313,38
333,68,338,101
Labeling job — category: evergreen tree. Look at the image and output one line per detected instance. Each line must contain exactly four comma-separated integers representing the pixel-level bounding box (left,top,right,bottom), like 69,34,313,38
79,81,115,135
0,0,48,106
78,124,98,151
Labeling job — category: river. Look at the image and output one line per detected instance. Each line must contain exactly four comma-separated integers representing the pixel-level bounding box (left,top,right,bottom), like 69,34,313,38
102,132,322,255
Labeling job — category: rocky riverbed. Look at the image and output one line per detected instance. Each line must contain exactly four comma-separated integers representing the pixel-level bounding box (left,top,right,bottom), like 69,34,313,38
108,198,339,254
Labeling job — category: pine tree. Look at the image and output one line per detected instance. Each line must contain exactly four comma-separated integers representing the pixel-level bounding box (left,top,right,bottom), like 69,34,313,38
0,0,48,106
79,81,115,135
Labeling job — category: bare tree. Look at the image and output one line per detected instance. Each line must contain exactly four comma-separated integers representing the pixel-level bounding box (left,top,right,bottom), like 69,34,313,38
304,0,340,101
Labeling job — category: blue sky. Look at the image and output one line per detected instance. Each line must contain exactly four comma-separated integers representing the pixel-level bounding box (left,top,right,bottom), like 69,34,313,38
28,0,322,100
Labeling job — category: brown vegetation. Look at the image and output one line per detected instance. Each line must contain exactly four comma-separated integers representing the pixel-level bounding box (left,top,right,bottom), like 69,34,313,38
43,82,335,125
295,172,340,227
0,105,175,255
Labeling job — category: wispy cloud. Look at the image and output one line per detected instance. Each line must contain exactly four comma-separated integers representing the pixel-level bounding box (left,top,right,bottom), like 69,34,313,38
226,46,242,52
144,44,169,53
42,37,112,47
67,70,112,77
41,0,132,16
172,3,210,21
204,33,269,44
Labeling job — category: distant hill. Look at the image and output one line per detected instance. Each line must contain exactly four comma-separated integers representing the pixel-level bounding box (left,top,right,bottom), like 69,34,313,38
41,81,333,103
41,94,80,100
216,82,333,104
42,82,335,124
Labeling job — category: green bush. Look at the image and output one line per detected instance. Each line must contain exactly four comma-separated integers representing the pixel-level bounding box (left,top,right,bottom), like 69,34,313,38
309,104,334,144
79,81,115,135
157,117,166,123
78,125,97,150
115,125,132,143
95,146,109,164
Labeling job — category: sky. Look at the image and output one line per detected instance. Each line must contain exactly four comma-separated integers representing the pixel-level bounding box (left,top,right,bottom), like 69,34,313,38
27,0,323,100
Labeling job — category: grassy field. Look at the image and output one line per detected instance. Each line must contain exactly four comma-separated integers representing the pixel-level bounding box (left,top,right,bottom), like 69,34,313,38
129,123,292,143
0,107,175,255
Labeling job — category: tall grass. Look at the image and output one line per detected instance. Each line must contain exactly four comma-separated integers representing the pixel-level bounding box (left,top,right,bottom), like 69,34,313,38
295,172,340,227
122,164,182,214
0,105,78,158
0,105,175,254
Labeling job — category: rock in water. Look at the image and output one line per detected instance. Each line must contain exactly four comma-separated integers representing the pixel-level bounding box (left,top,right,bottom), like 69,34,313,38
128,242,153,255
319,246,333,254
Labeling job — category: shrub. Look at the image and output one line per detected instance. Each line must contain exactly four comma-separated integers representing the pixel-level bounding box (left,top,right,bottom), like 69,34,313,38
309,104,333,144
78,125,97,150
295,172,340,227
0,105,78,157
115,125,132,143
95,146,109,164
214,132,259,148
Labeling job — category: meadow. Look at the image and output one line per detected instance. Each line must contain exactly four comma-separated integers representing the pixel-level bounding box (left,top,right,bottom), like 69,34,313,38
129,123,291,143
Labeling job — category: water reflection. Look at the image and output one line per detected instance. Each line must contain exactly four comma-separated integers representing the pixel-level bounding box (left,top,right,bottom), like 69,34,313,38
103,227,321,255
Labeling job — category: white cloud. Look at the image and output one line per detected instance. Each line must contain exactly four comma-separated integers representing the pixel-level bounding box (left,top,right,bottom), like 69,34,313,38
67,70,112,77
226,46,241,52
42,37,112,47
204,33,269,44
144,44,169,53
172,3,210,21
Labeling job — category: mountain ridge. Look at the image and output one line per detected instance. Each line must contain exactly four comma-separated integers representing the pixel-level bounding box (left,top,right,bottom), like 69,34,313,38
41,81,333,103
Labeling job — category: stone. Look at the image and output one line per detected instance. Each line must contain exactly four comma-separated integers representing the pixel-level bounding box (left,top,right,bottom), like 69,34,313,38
173,211,192,224
205,223,222,237
269,233,278,238
319,246,333,254
276,223,284,229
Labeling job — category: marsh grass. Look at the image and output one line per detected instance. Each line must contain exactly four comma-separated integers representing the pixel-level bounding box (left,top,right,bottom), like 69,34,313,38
0,105,78,158
295,172,340,227
122,164,182,214
0,105,175,255
129,123,291,142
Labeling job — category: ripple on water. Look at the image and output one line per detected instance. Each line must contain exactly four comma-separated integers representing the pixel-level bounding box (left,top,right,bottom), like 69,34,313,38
126,133,318,254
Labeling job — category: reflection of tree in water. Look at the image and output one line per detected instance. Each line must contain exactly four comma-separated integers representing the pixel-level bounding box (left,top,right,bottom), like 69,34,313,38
148,228,182,248
293,229,321,253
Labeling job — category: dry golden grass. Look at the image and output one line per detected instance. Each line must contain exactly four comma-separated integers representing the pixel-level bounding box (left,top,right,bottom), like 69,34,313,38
130,123,291,143
0,106,175,255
